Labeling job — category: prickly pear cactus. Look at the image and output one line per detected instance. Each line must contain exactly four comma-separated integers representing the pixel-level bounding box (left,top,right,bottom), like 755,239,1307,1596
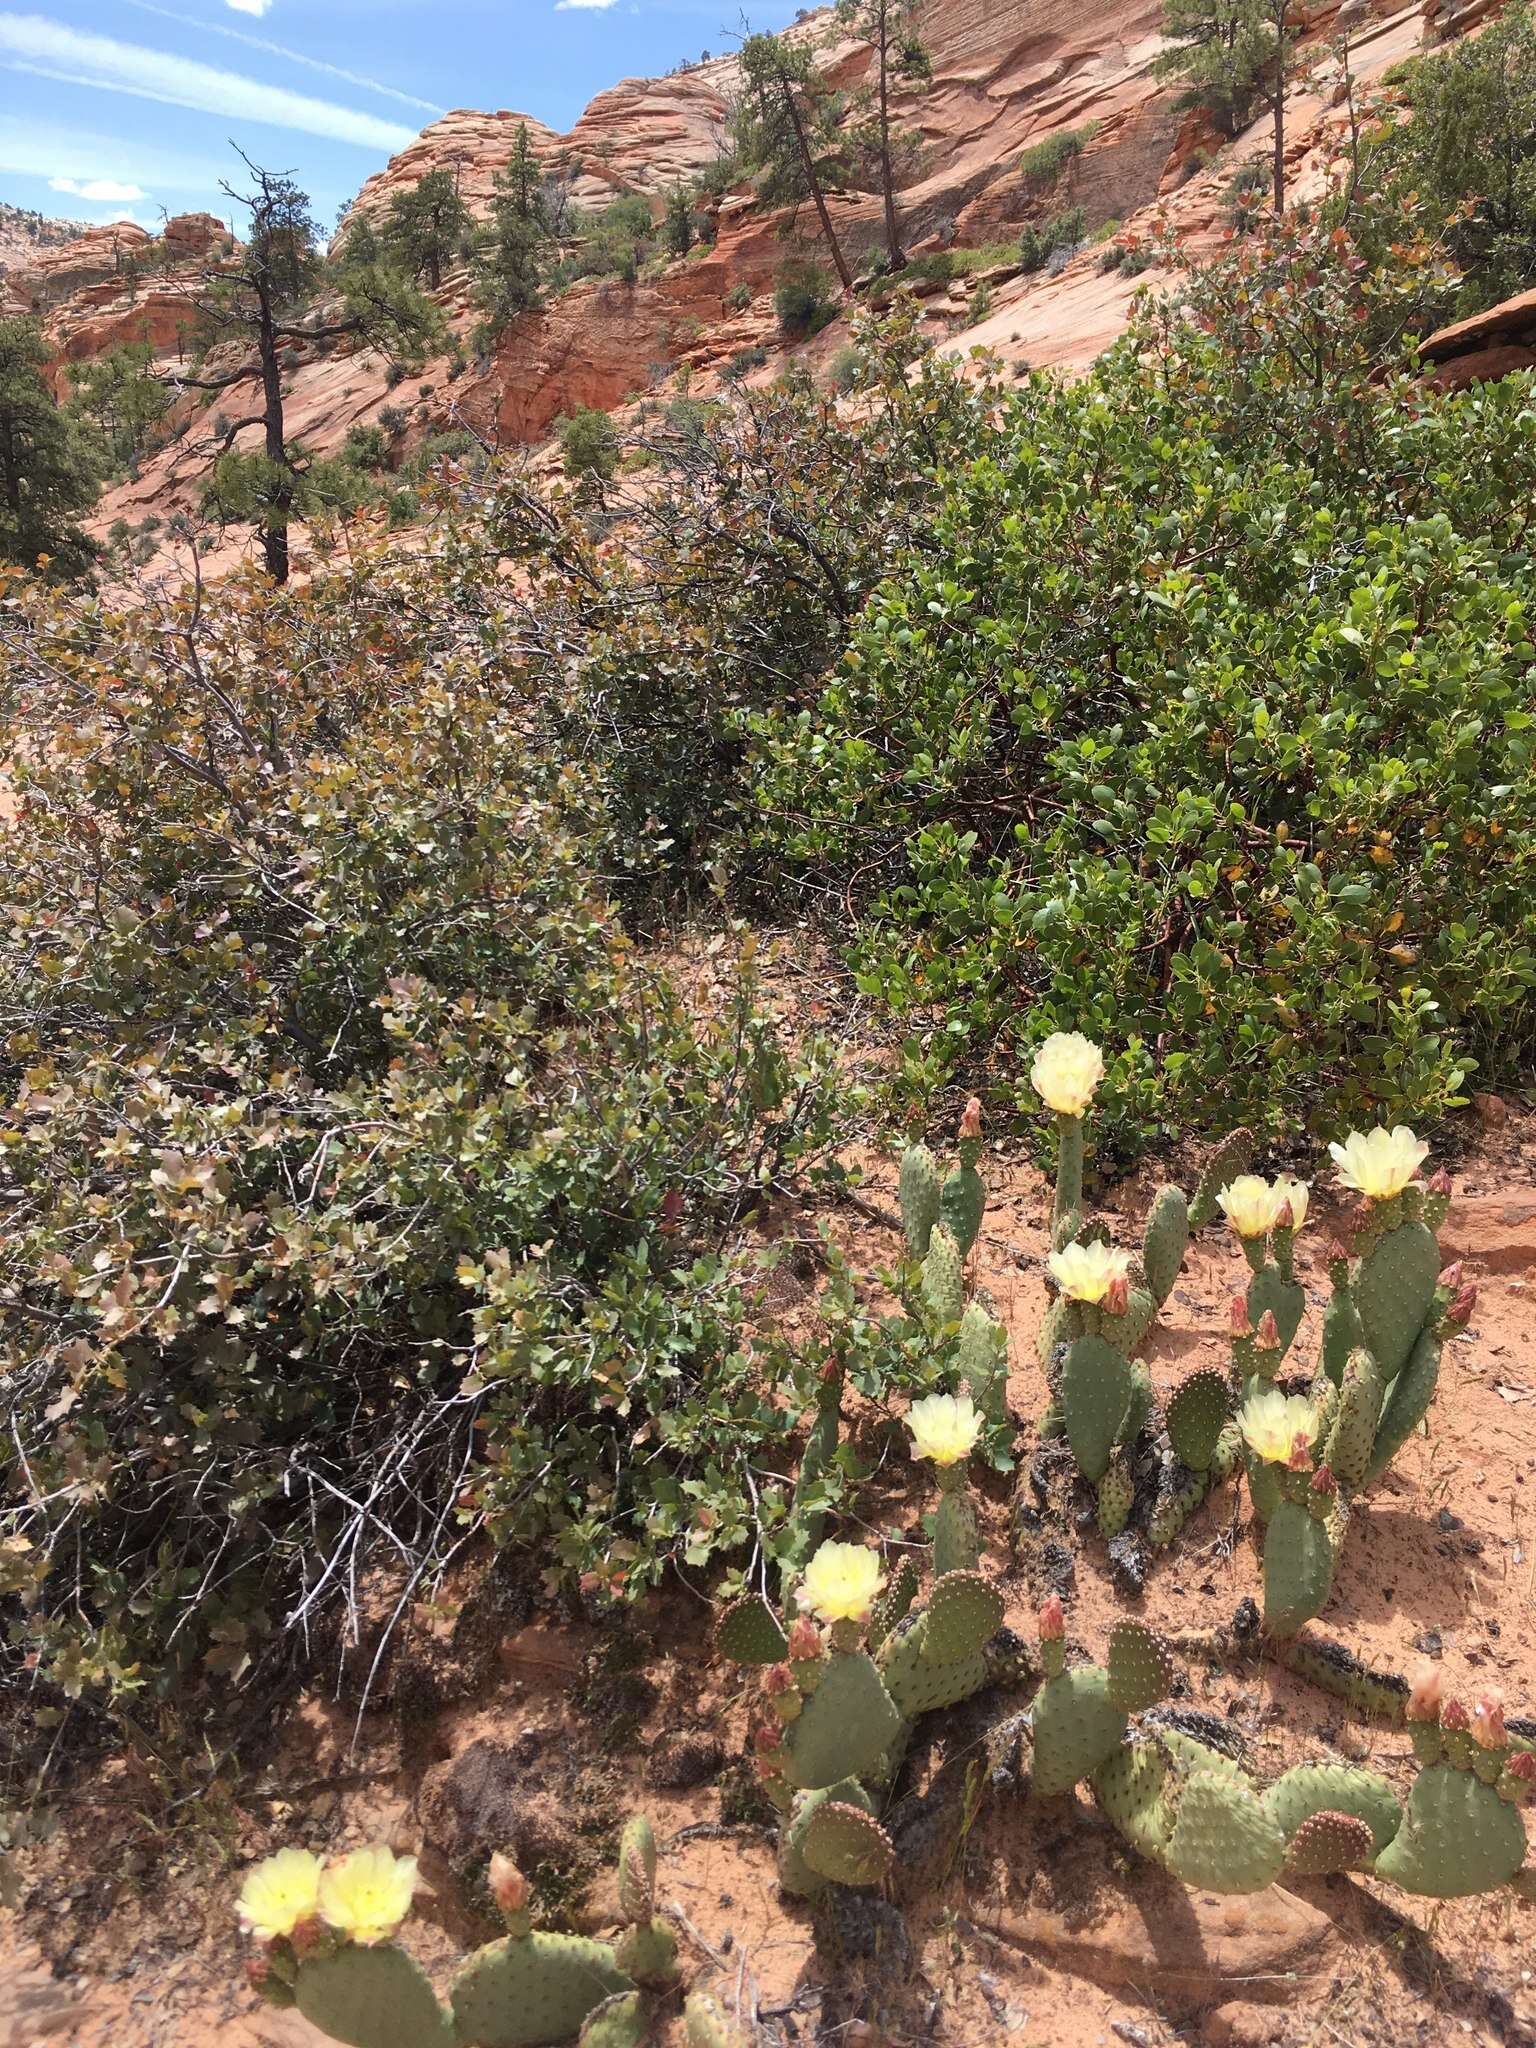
1262,1498,1335,1638
1371,1764,1527,1898
1354,1216,1441,1382
577,1992,647,2048
294,1946,456,2048
784,1648,905,1789
684,1992,750,2048
1142,1185,1190,1309
957,1298,1009,1426
1189,1128,1254,1231
1105,1621,1176,1716
450,1934,631,2048
922,1222,965,1324
1165,1771,1288,1895
898,1143,942,1260
1263,1763,1402,1857
1166,1368,1231,1474
1031,1666,1129,1797
1060,1335,1134,1486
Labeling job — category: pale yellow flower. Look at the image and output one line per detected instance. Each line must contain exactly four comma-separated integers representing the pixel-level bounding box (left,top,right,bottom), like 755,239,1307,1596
236,1849,323,1943
907,1392,982,1467
1238,1388,1319,1467
1048,1239,1131,1304
800,1541,884,1626
1272,1176,1310,1232
1217,1175,1282,1241
1030,1032,1105,1118
318,1846,420,1945
1327,1125,1429,1200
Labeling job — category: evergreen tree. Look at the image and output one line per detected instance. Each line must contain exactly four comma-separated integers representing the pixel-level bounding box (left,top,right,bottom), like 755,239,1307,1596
380,167,472,292
663,184,696,257
736,33,854,293
164,152,438,584
836,0,932,269
67,342,169,470
1155,0,1294,208
472,124,553,338
0,317,99,579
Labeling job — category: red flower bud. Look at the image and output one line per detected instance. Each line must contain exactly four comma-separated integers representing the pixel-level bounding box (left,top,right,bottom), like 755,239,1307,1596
489,1853,531,1915
751,1720,783,1754
1442,1697,1471,1733
1309,1463,1336,1495
763,1662,795,1697
786,1617,822,1663
1038,1595,1065,1641
1406,1662,1444,1724
1327,1238,1351,1267
1230,1296,1254,1338
1105,1273,1130,1317
959,1096,983,1141
1472,1692,1507,1751
1507,1750,1536,1782
1256,1310,1281,1349
1437,1263,1463,1291
1428,1168,1452,1197
245,1955,272,1990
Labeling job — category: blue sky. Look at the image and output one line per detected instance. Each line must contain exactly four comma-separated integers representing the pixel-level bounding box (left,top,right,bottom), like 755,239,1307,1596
0,0,801,234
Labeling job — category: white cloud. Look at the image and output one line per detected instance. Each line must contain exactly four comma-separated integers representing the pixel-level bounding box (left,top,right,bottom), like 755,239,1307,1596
49,173,147,201
225,0,271,14
555,0,620,10
0,14,418,152
0,115,225,192
124,0,445,117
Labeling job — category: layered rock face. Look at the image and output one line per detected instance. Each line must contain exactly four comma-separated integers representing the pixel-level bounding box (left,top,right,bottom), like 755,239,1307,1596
1,0,1464,577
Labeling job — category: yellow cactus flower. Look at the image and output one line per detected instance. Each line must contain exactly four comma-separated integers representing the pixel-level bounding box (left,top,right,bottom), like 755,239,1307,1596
1238,1388,1319,1467
800,1540,884,1626
1047,1239,1131,1304
1327,1125,1429,1200
907,1392,982,1467
236,1848,323,1943
1029,1032,1105,1118
1272,1176,1309,1232
318,1846,420,1946
1217,1174,1282,1241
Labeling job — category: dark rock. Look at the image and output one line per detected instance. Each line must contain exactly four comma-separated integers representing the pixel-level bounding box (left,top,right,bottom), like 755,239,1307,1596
1413,1629,1443,1659
646,1734,725,1790
418,1737,579,1874
1107,1530,1148,1598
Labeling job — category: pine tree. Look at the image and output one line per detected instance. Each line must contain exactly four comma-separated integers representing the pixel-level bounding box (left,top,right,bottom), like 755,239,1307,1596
836,0,932,269
663,185,696,258
380,167,472,292
472,124,553,337
1155,0,1294,208
0,317,99,579
67,342,169,470
736,33,854,293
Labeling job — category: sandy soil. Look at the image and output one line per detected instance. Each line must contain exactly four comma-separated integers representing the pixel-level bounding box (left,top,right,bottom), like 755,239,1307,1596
4,1102,1535,2048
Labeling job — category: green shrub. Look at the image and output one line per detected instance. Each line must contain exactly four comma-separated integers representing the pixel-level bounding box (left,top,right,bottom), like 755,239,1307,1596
774,261,838,336
726,281,753,312
555,404,619,494
1018,120,1100,188
1019,208,1086,274
744,200,1536,1145
827,344,862,393
725,343,769,379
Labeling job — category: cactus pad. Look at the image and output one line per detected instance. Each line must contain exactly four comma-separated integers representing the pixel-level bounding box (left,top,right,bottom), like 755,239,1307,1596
1031,1667,1129,1796
1093,1736,1175,1862
450,1934,629,2048
616,1817,656,1922
1142,1185,1190,1308
1060,1335,1135,1485
1355,1218,1441,1381
1166,1369,1231,1474
1371,1763,1528,1898
1246,1265,1306,1359
1284,1810,1379,1876
1366,1327,1440,1485
577,1993,648,2048
880,1620,989,1718
1165,1772,1287,1895
1106,1621,1177,1715
1097,1453,1134,1539
612,1919,677,1992
1263,1764,1402,1856
941,1159,986,1259
866,1555,920,1652
716,1597,788,1666
780,1782,870,1897
800,1800,896,1887
898,1143,942,1259
922,1223,965,1324
1262,1498,1335,1638
684,1994,748,2048
1320,1284,1364,1388
295,1945,455,2048
934,1489,981,1577
1190,1128,1254,1230
958,1299,1009,1424
1325,1347,1385,1492
786,1650,904,1789
924,1571,1004,1663
1036,1294,1073,1369
1149,1463,1211,1548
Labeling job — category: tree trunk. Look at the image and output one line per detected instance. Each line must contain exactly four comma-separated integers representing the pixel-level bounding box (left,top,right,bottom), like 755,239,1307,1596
877,7,903,270
781,75,853,293
1271,0,1287,213
257,284,291,586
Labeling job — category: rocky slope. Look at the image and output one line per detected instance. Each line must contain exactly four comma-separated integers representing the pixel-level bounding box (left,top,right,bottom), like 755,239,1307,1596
0,0,1480,579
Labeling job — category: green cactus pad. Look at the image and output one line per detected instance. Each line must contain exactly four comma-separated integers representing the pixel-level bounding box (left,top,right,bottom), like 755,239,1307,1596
1356,1218,1441,1382
1262,1498,1334,1638
1284,1810,1379,1877
684,1993,748,2048
1372,1763,1528,1899
1093,1736,1175,1862
1051,1205,1086,1253
1148,1464,1211,1548
1165,1772,1287,1895
1246,1265,1306,1358
924,1571,1004,1663
1320,1284,1364,1388
958,1299,1009,1424
1325,1347,1385,1492
780,1782,872,1897
450,1933,629,2048
933,1489,981,1577
716,1597,788,1666
1060,1335,1135,1485
1365,1327,1441,1485
612,1919,677,1992
785,1649,904,1790
898,1143,942,1259
1097,1454,1134,1540
800,1800,896,1887
1053,1115,1085,1231
1263,1764,1401,1855
1142,1185,1190,1308
1245,1453,1283,1523
1167,1369,1231,1474
577,1992,648,2048
1190,1128,1254,1231
1036,1294,1073,1370
922,1223,965,1324
1031,1667,1129,1797
879,1620,989,1718
941,1160,986,1258
1106,1621,1177,1715
866,1555,920,1652
616,1816,656,1922
295,1944,455,2048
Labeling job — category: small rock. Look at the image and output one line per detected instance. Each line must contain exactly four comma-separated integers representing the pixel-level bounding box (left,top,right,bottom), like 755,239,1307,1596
1107,1530,1148,1598
647,1734,725,1790
1473,1091,1508,1127
1437,1507,1464,1533
1202,2002,1288,2047
1414,1628,1443,1659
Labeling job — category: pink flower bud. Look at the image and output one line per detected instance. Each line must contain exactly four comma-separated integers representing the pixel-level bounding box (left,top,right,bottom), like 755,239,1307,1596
1038,1595,1065,1641
1230,1296,1254,1339
1438,1262,1463,1291
1273,1198,1294,1231
754,1754,784,1783
1447,1283,1477,1325
489,1853,531,1915
1472,1692,1507,1750
1256,1310,1281,1350
786,1617,822,1662
1309,1463,1336,1495
1507,1750,1536,1782
245,1955,272,1990
763,1662,795,1697
959,1096,983,1141
1327,1238,1351,1267
289,1918,327,1961
1442,1697,1471,1733
1405,1662,1444,1723
751,1720,782,1754
1428,1168,1452,1197
1287,1431,1312,1472
1104,1273,1130,1318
